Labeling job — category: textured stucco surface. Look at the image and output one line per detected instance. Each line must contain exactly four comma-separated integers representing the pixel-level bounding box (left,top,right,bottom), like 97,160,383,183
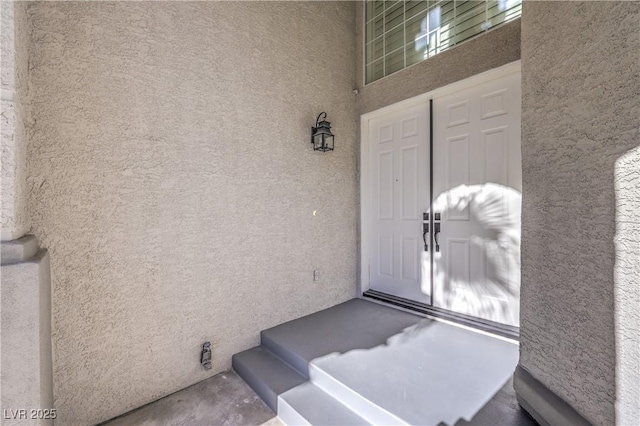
355,1,521,114
614,146,640,426
25,2,357,424
1,1,15,93
519,2,639,425
1,1,29,240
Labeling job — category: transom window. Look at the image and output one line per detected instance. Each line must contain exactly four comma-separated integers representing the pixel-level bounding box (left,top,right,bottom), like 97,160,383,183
365,0,522,84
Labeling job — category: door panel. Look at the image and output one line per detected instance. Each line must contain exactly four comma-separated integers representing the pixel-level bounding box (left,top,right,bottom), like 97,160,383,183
401,146,419,219
378,151,394,219
401,237,419,281
432,72,522,327
369,103,430,303
379,235,394,277
446,134,471,221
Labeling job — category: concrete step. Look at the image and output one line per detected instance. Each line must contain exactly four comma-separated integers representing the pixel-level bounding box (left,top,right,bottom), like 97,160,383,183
231,346,306,412
260,298,422,378
278,382,368,426
308,320,519,426
308,362,405,425
235,298,523,426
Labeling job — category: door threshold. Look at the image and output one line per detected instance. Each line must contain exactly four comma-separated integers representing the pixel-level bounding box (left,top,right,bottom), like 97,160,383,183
362,290,519,340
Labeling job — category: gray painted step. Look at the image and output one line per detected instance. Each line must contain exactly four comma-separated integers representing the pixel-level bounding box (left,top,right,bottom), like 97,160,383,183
260,298,422,377
278,383,368,426
232,346,306,412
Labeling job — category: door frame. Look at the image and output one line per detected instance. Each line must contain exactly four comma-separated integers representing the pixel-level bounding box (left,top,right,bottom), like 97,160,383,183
360,60,521,296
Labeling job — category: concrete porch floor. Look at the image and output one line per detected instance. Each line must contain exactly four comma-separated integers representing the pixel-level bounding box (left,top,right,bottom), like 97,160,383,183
102,369,533,426
102,366,534,426
103,371,282,426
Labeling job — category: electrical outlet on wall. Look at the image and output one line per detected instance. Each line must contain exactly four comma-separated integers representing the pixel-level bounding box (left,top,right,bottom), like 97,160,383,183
313,270,320,281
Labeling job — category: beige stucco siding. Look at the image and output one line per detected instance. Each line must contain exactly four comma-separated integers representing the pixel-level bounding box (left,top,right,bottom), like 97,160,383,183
25,2,357,424
1,1,29,240
519,2,639,425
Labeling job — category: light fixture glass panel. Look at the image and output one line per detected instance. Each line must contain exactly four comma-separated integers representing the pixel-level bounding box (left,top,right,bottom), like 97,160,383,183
324,134,334,151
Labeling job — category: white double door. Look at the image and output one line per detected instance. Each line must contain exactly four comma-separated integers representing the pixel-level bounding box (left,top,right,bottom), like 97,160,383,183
368,68,522,327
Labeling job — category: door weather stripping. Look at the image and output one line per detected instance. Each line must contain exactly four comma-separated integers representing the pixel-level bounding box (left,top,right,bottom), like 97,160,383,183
363,289,519,340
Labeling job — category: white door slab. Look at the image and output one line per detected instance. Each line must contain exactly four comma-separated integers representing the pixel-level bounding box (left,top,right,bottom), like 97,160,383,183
432,71,522,326
369,103,430,302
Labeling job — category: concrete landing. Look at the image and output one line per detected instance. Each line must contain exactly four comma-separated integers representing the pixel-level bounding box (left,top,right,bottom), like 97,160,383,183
260,298,422,376
310,319,519,425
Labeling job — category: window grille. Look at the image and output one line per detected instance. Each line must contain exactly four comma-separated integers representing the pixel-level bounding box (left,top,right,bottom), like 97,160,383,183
365,0,522,84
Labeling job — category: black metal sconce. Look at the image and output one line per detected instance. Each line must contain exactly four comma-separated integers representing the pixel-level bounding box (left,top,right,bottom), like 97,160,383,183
311,112,334,152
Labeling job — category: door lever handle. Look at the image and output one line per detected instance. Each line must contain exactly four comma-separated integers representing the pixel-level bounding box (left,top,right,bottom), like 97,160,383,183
423,223,429,251
434,222,441,253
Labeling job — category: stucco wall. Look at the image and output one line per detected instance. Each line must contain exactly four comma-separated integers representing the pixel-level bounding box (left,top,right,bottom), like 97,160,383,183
614,146,640,426
355,2,521,114
519,2,639,425
1,0,29,240
25,2,357,424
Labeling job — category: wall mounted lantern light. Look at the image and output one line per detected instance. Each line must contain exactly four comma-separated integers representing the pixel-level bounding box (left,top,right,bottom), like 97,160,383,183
311,112,334,152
